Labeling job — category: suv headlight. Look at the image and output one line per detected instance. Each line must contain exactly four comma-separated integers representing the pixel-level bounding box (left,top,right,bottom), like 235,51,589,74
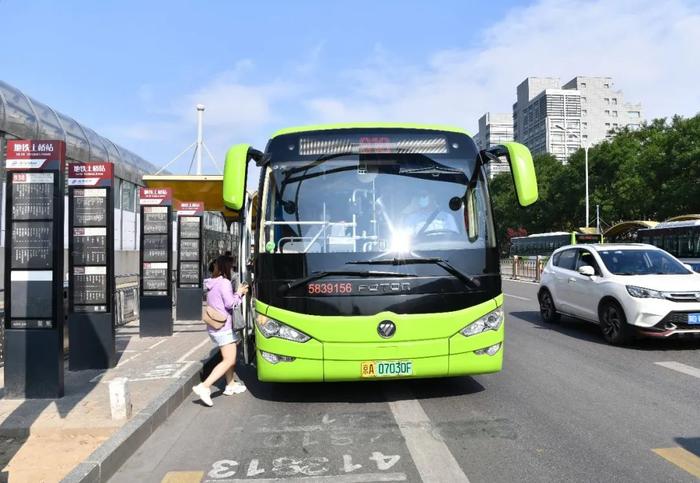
256,314,311,342
626,285,665,299
460,307,504,337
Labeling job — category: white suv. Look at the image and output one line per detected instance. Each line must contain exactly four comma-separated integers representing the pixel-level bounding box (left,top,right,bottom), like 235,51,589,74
538,243,700,345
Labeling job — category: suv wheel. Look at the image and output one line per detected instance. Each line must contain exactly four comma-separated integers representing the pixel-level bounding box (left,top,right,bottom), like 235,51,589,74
599,301,634,345
539,289,561,323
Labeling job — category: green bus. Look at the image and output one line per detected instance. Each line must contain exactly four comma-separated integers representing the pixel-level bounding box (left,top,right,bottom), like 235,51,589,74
223,124,537,382
509,231,603,258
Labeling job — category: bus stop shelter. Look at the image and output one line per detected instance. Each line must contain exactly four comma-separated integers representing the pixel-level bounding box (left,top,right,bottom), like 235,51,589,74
142,175,240,223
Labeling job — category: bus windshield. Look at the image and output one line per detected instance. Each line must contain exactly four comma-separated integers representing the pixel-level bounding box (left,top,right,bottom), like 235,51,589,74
261,153,492,273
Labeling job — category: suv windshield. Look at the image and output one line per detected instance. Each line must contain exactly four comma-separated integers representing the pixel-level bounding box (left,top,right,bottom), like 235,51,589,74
597,249,691,275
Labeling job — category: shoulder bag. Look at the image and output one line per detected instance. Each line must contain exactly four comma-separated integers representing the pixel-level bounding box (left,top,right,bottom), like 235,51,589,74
202,306,227,330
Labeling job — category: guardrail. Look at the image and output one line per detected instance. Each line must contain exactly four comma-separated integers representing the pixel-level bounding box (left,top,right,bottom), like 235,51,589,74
115,274,140,327
500,256,547,282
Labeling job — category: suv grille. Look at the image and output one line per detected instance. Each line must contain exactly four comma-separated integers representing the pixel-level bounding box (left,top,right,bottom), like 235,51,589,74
656,312,700,330
664,292,700,302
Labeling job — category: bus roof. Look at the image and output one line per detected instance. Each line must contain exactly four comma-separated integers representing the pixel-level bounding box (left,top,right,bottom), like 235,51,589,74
270,123,472,139
645,219,700,229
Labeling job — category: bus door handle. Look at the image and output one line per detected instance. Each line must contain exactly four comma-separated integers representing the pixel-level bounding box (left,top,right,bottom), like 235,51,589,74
568,277,576,283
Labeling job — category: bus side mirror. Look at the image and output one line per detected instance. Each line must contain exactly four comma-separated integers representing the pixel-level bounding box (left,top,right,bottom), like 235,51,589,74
223,144,252,211
483,142,538,207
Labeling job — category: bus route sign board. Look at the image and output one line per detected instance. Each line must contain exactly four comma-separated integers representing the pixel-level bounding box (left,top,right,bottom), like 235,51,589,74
176,201,204,320
67,162,116,370
140,188,173,336
139,187,173,206
4,140,65,398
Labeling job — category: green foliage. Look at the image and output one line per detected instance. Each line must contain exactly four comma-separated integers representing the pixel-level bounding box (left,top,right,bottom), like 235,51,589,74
490,114,700,252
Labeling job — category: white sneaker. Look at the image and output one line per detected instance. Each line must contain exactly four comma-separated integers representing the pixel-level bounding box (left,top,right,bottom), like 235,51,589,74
223,381,247,395
192,383,213,406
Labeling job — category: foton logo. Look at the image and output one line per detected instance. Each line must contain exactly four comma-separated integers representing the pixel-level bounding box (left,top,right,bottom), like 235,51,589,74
357,282,411,293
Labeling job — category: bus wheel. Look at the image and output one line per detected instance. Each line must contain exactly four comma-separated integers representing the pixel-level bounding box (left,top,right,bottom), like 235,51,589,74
599,301,634,345
539,289,560,323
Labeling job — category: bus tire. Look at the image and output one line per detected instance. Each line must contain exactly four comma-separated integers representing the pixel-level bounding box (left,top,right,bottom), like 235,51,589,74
538,289,560,323
599,300,634,345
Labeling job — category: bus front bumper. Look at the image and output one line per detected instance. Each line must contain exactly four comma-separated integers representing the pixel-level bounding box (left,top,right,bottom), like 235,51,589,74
255,325,504,382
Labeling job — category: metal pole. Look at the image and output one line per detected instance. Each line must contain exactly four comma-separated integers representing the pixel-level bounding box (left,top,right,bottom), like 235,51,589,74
585,145,589,227
196,104,205,175
596,204,600,234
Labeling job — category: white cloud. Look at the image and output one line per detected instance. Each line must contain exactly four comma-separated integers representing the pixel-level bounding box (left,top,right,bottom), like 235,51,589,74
305,0,700,132
109,0,700,175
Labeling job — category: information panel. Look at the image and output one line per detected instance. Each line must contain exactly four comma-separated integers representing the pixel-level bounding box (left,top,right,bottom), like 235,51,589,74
179,238,200,261
73,267,108,308
68,163,113,313
5,146,63,331
143,234,169,262
72,227,107,266
177,202,204,289
143,210,168,234
11,221,53,269
140,189,173,299
143,262,169,294
11,173,54,219
73,189,108,226
4,139,66,398
179,262,200,284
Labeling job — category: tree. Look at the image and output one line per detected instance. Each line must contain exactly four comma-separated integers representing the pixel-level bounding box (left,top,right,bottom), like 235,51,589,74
488,113,700,246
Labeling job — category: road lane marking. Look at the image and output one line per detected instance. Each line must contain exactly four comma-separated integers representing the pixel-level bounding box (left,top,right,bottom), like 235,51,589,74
653,447,700,478
654,361,700,379
386,389,470,483
205,473,406,483
502,278,538,285
149,339,168,350
504,293,532,301
177,337,211,363
163,471,205,483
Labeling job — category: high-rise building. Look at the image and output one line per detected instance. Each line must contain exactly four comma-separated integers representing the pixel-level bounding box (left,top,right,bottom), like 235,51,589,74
512,76,643,162
476,112,514,178
562,76,644,146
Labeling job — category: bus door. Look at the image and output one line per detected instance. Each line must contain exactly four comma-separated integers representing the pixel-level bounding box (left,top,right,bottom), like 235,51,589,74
238,194,256,364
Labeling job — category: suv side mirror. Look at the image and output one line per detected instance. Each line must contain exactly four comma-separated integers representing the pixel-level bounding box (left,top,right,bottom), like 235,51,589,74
482,142,538,207
578,265,595,276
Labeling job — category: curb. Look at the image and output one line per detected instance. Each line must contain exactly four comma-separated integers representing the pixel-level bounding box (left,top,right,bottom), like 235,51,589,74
61,347,218,483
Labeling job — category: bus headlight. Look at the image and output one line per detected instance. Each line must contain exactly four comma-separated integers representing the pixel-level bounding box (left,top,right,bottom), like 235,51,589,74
256,314,311,342
475,343,502,356
261,351,296,364
460,307,504,337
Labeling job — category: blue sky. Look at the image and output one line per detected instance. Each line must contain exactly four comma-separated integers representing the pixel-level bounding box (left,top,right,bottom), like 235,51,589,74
2,0,699,176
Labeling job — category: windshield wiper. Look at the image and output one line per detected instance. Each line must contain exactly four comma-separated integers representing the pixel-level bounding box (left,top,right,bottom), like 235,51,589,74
347,256,480,290
282,269,413,294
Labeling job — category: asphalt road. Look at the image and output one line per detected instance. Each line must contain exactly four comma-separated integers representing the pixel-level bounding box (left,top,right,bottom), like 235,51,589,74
111,279,700,483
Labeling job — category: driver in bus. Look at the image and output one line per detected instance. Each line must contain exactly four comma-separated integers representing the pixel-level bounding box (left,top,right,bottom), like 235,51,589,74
402,189,459,236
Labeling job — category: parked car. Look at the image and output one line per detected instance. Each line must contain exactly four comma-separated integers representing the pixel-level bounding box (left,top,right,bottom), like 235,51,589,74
537,243,700,345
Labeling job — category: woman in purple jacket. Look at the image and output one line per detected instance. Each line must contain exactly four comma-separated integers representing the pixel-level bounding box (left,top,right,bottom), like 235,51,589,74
192,255,248,407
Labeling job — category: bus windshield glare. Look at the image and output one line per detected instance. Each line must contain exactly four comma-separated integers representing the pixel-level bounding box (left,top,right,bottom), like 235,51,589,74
262,154,491,270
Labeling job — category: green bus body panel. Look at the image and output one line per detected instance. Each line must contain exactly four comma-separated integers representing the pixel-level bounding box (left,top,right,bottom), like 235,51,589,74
270,122,471,139
253,295,504,382
325,338,448,361
223,143,249,210
260,296,500,343
502,142,538,207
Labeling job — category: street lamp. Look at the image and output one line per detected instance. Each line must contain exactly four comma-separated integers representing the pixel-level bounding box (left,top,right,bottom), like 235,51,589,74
584,142,590,228
553,121,589,227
